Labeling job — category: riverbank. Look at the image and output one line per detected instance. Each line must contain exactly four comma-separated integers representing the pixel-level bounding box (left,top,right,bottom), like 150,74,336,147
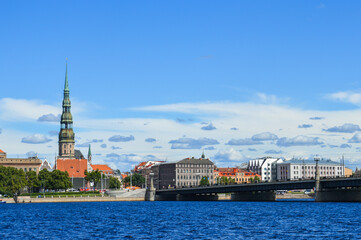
2,192,313,203
3,196,145,203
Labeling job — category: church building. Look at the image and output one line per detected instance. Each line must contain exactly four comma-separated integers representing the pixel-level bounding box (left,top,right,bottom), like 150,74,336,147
55,63,111,189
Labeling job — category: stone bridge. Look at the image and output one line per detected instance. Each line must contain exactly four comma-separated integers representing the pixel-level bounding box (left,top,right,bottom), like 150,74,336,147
150,177,361,202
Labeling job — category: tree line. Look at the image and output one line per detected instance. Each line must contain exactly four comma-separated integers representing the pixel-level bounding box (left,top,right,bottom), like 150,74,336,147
0,167,72,203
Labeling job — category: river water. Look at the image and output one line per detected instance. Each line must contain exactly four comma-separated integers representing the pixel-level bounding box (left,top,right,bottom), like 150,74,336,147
1,200,360,239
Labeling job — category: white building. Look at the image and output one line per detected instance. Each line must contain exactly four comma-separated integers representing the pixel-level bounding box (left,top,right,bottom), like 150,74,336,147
277,159,345,181
248,157,283,182
39,158,53,171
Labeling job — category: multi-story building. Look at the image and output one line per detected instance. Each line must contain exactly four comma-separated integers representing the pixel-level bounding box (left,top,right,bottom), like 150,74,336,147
277,159,344,181
91,164,114,177
236,170,261,183
151,156,214,189
213,167,261,184
0,149,42,173
214,167,238,183
134,160,165,187
248,157,283,181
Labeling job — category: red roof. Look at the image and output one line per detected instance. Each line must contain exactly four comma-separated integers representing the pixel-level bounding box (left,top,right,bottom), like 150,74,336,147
91,164,113,172
56,158,88,178
0,149,4,153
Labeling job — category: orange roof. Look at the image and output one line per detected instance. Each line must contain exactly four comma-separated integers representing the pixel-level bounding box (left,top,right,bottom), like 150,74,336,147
0,149,4,153
91,164,113,172
56,158,88,178
217,168,238,173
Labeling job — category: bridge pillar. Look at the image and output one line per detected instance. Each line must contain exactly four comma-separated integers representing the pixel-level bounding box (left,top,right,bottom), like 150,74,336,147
316,188,361,202
231,191,276,201
177,193,219,201
155,194,178,201
145,173,156,201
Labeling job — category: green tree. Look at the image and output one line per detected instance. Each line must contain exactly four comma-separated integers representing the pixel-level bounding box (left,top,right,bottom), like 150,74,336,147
220,176,235,184
38,169,52,190
199,176,209,186
0,166,27,203
122,173,145,187
84,169,102,191
254,176,260,183
50,170,72,190
25,170,39,193
109,176,121,189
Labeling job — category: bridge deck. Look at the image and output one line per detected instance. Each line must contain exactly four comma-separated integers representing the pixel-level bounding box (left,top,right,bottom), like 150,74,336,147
156,178,361,195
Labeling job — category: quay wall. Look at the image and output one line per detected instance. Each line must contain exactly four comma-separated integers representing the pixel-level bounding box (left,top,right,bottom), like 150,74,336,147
5,196,145,204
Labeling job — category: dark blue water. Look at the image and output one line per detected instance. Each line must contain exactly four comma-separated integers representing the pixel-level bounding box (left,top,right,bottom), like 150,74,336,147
1,201,361,239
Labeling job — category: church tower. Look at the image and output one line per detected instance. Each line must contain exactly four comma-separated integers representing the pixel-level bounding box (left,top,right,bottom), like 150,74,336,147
58,62,75,158
88,144,92,164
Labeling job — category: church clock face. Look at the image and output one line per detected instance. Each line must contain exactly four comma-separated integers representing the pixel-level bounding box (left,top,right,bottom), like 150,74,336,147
62,132,68,137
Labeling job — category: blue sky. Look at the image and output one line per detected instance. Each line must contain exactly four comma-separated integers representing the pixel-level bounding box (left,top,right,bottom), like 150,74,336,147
1,1,361,170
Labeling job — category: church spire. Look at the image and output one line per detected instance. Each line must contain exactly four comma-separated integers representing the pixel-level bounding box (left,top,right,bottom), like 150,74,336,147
88,144,92,164
64,60,69,91
58,61,75,158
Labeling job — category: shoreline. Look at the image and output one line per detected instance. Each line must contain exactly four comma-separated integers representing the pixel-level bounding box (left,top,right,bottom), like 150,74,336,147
2,193,313,203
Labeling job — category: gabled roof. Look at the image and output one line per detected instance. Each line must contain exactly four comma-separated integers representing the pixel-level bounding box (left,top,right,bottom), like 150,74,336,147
0,149,4,153
56,158,88,178
74,150,84,159
91,164,113,172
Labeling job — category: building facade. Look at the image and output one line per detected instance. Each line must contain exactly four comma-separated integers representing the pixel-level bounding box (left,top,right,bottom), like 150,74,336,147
40,159,53,171
151,157,214,189
213,167,261,184
0,149,42,173
277,159,345,181
248,157,283,182
235,170,261,183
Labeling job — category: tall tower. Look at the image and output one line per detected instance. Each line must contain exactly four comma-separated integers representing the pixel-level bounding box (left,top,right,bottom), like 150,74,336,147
88,144,92,164
58,62,75,158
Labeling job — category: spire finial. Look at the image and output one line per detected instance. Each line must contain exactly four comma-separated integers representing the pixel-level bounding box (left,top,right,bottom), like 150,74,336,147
201,150,205,159
64,59,69,91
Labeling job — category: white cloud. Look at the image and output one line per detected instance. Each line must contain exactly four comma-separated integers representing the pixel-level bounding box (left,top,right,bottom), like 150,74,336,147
21,134,52,144
298,124,313,129
264,149,283,154
349,133,361,143
169,137,219,149
327,91,361,105
324,123,360,133
108,135,135,142
213,148,248,164
226,138,263,146
0,98,59,121
340,144,351,149
75,143,90,148
201,123,216,131
277,135,323,147
145,138,156,143
251,132,278,141
38,113,61,122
